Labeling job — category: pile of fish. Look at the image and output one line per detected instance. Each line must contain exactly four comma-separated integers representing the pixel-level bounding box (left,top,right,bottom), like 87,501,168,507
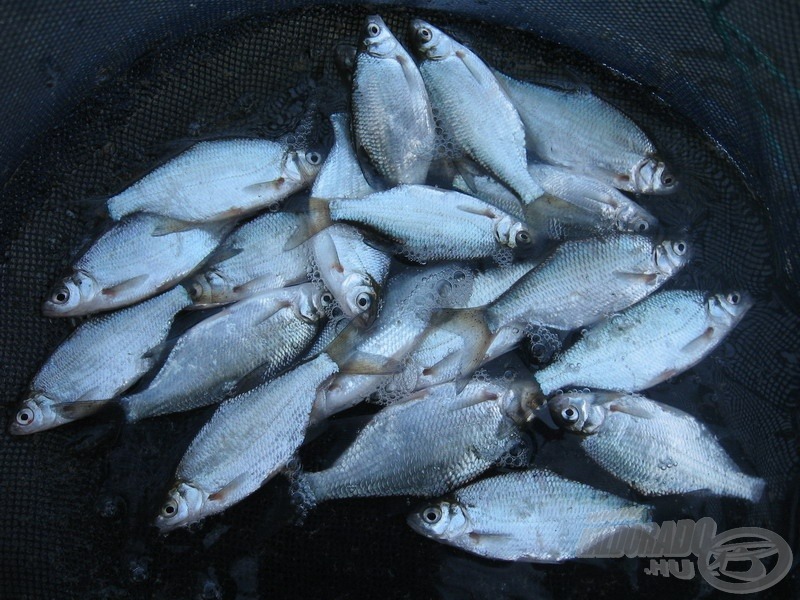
11,16,764,563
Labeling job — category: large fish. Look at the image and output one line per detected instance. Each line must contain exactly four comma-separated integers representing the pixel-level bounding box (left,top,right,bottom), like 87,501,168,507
299,379,538,504
410,20,544,205
535,290,753,395
187,211,310,308
107,137,324,222
155,353,338,531
121,283,331,422
352,15,435,185
485,234,689,334
408,469,652,562
43,213,227,317
10,287,191,434
496,71,677,194
549,392,765,501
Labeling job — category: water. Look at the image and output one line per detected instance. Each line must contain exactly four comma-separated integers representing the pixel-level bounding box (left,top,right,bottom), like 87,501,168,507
0,6,795,599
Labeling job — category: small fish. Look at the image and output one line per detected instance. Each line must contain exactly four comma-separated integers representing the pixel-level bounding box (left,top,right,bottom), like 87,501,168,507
108,137,324,222
10,287,191,434
299,379,537,504
485,235,690,334
315,185,542,263
465,258,544,308
549,392,766,501
410,20,544,204
155,353,339,531
121,283,331,422
187,211,310,308
43,213,227,317
408,469,652,562
535,290,753,395
353,15,435,185
495,72,677,194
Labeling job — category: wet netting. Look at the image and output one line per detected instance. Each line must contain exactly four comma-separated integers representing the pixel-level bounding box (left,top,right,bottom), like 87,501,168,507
1,1,798,598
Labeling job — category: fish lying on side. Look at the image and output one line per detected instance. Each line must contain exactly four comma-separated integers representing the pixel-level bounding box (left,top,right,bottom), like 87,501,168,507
549,391,765,501
408,469,652,562
11,287,191,434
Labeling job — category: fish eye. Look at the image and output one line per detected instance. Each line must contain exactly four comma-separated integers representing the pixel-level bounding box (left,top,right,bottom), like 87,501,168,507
561,406,580,423
727,292,741,305
419,27,432,42
189,283,203,299
52,287,70,304
160,499,179,518
356,292,371,309
673,241,687,255
661,171,676,186
452,270,466,281
321,292,334,305
16,407,34,425
634,220,649,233
515,230,532,246
306,151,321,165
367,23,381,37
422,506,442,524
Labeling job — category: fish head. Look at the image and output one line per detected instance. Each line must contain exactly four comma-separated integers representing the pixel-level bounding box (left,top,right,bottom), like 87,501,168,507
286,147,325,183
494,215,539,252
502,379,544,424
298,285,335,323
185,271,229,307
654,239,691,275
410,19,454,60
548,393,606,434
407,500,470,541
338,274,380,327
42,271,97,317
155,482,207,532
633,158,678,194
616,205,659,235
360,15,398,58
706,291,753,327
8,396,65,435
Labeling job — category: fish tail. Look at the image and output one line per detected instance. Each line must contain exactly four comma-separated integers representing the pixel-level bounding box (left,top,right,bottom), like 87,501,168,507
745,475,767,503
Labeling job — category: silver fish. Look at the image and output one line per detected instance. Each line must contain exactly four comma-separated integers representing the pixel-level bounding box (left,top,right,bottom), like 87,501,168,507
526,163,659,235
408,469,652,562
465,258,543,308
486,235,689,334
535,290,753,395
318,185,541,263
549,392,766,501
411,20,544,204
187,211,310,308
299,379,537,504
155,353,338,531
312,264,475,422
451,172,525,220
107,137,324,222
10,287,191,434
121,283,331,422
43,213,227,317
352,15,435,185
496,72,677,194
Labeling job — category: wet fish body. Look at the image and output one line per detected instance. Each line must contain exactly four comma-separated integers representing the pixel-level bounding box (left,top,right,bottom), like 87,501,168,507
11,287,191,434
549,392,765,501
408,469,652,562
535,290,753,395
108,138,323,222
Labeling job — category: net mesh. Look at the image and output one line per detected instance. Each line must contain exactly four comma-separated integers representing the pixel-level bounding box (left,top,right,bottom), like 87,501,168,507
0,1,797,598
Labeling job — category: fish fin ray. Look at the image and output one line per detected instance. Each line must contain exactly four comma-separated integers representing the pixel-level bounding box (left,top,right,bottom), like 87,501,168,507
101,274,149,298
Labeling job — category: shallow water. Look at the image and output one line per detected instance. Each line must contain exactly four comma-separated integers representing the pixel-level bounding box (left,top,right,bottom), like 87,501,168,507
0,5,797,599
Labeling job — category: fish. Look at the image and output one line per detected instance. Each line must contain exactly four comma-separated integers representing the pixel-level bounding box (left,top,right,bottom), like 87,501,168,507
186,211,311,308
352,15,435,185
107,137,324,222
313,185,543,263
408,469,652,562
495,71,677,194
308,113,390,326
485,234,690,334
298,379,538,504
549,392,766,501
312,264,475,422
42,213,228,317
535,290,753,395
10,287,191,434
410,19,544,204
121,283,331,422
155,353,339,531
451,172,526,220
464,258,544,309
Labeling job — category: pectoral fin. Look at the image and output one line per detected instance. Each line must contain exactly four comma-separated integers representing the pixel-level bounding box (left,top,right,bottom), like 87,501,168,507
102,274,149,297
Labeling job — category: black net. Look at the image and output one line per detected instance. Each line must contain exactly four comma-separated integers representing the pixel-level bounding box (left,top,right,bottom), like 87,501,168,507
0,2,798,599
